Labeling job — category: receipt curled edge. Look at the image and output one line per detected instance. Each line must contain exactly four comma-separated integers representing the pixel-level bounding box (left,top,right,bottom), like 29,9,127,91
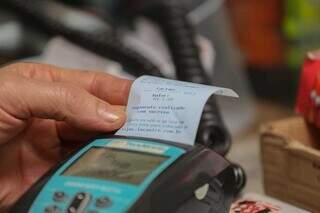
116,76,238,146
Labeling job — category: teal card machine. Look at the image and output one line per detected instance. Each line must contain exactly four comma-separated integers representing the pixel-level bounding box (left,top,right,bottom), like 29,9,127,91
10,137,239,213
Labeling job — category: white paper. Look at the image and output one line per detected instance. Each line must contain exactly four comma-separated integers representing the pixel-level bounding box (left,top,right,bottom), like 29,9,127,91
116,75,238,146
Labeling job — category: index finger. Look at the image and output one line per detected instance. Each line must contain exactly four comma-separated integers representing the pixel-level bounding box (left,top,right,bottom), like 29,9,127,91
5,62,133,105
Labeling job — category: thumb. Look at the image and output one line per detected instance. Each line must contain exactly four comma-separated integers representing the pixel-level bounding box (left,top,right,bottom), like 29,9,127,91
0,74,126,141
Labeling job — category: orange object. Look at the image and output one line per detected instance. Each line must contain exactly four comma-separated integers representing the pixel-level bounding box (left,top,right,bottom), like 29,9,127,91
227,0,285,67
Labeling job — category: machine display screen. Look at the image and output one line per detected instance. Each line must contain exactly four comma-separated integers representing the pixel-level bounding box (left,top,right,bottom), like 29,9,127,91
62,147,168,185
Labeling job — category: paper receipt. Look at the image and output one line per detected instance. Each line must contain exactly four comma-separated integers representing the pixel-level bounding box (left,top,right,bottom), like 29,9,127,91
116,76,238,146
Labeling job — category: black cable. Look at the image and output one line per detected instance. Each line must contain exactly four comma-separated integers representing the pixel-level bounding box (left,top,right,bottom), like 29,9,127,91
1,0,162,77
161,2,231,155
230,164,247,196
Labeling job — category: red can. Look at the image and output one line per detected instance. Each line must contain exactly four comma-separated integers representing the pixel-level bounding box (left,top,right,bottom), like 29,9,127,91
296,51,320,127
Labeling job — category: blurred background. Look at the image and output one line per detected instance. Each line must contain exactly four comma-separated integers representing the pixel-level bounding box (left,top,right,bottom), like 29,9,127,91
0,0,319,195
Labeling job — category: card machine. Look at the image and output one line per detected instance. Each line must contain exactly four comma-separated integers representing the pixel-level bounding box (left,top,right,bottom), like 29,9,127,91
10,136,237,213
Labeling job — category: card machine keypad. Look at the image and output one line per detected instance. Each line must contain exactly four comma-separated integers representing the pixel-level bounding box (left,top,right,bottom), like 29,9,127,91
24,138,185,213
45,191,113,213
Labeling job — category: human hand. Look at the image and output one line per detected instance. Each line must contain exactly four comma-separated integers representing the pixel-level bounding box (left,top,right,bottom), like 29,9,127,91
0,63,132,211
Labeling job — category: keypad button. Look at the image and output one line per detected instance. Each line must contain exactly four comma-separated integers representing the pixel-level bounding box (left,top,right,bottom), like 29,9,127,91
67,192,91,213
95,196,112,208
44,205,61,213
53,191,68,202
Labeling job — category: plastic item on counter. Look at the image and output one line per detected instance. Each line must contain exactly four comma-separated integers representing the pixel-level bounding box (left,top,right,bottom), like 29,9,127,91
296,51,320,128
227,0,284,68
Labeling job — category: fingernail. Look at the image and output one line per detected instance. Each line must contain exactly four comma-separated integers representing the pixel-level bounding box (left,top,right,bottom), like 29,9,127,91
98,104,122,122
